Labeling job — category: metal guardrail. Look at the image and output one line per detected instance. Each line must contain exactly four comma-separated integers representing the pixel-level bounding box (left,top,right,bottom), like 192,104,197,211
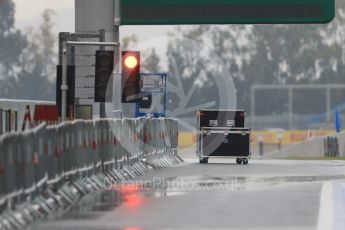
0,117,180,229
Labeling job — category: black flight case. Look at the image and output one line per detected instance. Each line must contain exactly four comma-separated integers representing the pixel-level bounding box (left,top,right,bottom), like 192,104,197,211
196,110,251,164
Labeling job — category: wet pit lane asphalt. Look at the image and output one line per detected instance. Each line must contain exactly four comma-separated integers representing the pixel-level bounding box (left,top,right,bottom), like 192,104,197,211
28,158,345,230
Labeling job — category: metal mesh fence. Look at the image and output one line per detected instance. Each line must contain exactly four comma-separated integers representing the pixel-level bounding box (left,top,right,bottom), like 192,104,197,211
73,34,99,101
141,74,166,114
136,74,167,117
58,31,105,110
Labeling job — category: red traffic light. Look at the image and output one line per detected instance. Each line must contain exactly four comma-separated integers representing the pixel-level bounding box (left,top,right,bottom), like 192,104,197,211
122,51,140,103
124,55,139,69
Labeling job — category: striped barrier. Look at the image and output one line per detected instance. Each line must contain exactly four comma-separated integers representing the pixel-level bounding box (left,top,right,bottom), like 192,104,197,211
0,117,180,229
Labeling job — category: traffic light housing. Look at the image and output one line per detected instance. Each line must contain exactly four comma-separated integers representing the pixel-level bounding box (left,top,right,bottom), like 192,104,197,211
122,51,140,103
95,50,114,102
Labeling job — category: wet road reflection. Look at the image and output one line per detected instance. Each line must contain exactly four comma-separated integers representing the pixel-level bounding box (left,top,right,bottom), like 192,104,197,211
40,173,345,223
28,160,345,230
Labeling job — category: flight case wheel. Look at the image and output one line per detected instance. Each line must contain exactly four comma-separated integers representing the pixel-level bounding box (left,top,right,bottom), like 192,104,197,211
236,158,243,165
242,158,249,165
199,158,209,164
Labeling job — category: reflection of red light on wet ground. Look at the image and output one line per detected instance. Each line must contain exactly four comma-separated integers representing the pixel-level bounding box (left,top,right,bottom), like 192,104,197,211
124,193,143,207
115,183,146,209
124,227,141,230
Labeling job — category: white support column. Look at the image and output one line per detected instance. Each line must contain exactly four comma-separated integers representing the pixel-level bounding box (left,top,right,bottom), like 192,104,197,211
326,87,331,122
113,0,121,116
288,87,293,130
250,87,255,130
61,41,68,122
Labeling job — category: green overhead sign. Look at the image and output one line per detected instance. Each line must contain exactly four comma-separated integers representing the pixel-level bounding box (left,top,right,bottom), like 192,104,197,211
121,0,335,25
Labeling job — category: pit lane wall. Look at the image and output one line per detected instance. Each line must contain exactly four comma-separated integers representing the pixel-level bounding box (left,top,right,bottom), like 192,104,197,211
264,131,345,159
0,99,55,130
178,130,335,148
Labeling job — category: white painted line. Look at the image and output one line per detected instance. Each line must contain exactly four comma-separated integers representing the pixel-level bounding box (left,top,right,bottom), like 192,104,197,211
317,182,333,230
332,183,345,230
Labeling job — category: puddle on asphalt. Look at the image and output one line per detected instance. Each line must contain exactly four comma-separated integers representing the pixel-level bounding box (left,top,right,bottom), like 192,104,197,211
45,174,345,222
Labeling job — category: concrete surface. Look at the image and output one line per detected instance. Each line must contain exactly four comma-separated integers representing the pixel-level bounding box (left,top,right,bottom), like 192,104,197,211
28,146,345,230
264,136,325,159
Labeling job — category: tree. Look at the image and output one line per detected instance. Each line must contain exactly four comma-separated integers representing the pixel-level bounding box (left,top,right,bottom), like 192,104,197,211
0,3,57,100
166,2,345,117
142,48,161,73
14,9,57,100
166,25,244,117
121,34,138,50
0,0,27,97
